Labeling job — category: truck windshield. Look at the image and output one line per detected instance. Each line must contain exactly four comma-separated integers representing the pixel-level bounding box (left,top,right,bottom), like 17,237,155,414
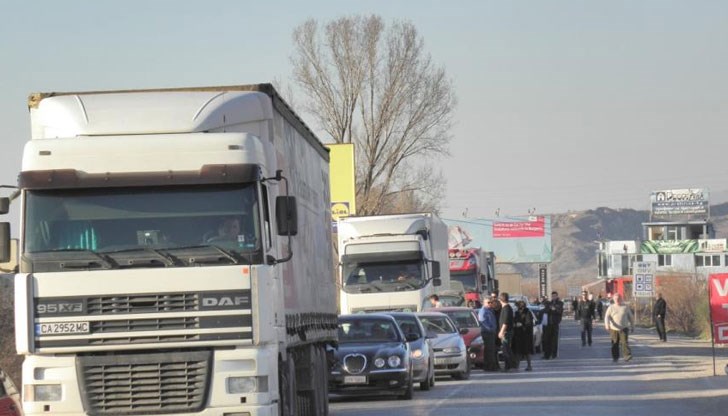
24,184,263,271
450,270,478,292
342,260,423,293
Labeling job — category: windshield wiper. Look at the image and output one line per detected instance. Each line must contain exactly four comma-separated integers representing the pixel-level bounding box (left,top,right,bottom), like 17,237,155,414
99,247,179,268
162,244,246,265
30,249,117,270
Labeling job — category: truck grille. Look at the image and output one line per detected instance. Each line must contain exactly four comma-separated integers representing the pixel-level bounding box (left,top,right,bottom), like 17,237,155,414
78,351,210,415
87,293,199,314
91,317,199,333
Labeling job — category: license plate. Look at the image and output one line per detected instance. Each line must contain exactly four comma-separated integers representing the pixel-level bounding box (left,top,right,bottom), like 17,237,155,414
343,375,367,384
36,322,90,335
434,358,447,365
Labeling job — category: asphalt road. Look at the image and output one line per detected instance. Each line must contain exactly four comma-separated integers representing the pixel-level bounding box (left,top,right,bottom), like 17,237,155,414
330,318,728,415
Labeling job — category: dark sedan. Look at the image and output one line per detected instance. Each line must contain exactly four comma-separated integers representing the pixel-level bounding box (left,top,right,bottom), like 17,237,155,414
330,314,416,400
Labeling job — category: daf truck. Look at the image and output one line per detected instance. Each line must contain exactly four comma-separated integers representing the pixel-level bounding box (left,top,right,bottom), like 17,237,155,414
0,84,337,416
337,213,449,314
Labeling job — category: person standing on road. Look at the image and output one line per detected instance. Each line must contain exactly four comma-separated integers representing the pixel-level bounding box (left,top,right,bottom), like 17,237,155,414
605,293,634,362
596,295,604,321
478,295,500,371
512,300,534,371
542,291,564,360
653,292,667,342
576,291,596,346
498,292,515,371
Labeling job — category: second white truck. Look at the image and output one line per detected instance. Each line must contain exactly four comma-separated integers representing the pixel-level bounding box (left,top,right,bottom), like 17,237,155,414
337,213,449,313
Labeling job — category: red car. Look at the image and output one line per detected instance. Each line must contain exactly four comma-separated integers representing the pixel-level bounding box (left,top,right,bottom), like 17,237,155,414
437,307,484,368
0,381,20,416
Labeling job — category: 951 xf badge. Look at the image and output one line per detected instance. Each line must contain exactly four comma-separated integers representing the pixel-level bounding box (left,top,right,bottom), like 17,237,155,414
36,322,90,336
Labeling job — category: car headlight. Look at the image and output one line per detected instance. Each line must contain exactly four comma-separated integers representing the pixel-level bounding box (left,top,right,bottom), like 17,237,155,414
442,347,461,354
387,355,402,368
411,349,424,360
227,376,269,393
24,384,62,402
374,357,386,368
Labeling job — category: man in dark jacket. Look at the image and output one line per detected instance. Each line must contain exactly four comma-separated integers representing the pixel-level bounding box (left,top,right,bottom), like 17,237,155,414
542,291,564,359
498,292,515,371
653,292,667,342
576,291,596,346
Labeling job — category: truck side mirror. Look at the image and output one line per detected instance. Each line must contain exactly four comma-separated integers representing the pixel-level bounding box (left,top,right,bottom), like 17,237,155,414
275,196,298,236
0,197,8,215
0,223,10,263
431,261,441,278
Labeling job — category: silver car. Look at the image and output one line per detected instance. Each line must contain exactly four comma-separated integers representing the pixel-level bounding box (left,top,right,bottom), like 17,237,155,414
386,312,436,390
417,312,470,380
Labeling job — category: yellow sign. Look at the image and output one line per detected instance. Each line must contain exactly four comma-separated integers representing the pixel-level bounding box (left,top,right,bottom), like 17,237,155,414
326,144,356,222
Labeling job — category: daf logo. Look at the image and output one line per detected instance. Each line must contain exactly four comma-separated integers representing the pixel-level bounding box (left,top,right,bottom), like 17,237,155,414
202,296,247,307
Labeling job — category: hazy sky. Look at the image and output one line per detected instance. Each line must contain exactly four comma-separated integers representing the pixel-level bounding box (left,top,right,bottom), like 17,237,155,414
1,0,727,223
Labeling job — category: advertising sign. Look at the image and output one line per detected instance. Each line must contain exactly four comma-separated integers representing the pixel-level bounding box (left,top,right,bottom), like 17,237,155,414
539,264,548,297
633,261,656,298
641,240,699,254
709,273,728,344
698,239,727,253
444,216,552,263
493,216,545,238
651,188,709,218
326,144,356,232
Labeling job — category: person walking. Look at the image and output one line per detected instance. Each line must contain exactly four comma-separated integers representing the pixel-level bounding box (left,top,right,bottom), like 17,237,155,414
478,295,500,371
596,295,604,321
653,292,667,342
498,292,515,371
576,291,596,346
604,293,634,362
542,291,564,360
512,300,534,371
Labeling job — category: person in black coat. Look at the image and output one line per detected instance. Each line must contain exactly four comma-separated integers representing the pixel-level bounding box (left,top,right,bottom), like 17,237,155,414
512,300,534,371
653,292,667,342
576,291,596,346
498,292,515,371
542,291,564,359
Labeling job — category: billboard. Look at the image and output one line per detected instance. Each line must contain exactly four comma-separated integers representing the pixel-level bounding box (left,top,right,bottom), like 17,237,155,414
709,273,728,344
326,144,356,231
445,216,552,263
641,240,699,254
651,188,709,219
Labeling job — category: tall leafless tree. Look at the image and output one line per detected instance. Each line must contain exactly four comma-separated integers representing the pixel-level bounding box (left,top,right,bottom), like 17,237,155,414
291,15,455,214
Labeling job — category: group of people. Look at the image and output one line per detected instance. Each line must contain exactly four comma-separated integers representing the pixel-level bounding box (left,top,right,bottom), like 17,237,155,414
432,288,669,370
476,290,565,372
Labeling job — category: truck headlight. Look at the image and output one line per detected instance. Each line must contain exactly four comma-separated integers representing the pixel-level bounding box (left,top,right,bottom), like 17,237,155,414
227,376,268,393
387,356,402,368
25,384,62,402
374,358,386,368
443,347,461,354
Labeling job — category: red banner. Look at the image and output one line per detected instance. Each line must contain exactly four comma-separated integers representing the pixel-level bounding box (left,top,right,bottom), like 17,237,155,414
709,273,728,344
493,216,545,238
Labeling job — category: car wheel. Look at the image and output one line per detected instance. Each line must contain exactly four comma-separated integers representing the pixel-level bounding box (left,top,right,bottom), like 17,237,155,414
452,358,471,380
420,364,432,391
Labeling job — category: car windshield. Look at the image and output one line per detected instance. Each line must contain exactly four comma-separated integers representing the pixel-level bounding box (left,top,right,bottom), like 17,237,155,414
419,315,456,334
23,184,264,271
342,260,424,293
443,310,478,329
338,319,401,343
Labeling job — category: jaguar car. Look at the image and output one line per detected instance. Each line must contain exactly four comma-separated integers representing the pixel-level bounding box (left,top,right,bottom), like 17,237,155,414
330,314,416,400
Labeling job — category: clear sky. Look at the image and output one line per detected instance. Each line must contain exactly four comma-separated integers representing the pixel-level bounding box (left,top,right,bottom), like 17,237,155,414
1,0,727,223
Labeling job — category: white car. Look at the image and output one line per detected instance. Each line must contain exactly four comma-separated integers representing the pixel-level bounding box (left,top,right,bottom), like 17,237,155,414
417,312,470,380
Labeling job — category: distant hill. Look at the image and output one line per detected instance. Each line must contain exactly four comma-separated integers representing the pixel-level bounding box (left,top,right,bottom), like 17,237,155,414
500,202,728,295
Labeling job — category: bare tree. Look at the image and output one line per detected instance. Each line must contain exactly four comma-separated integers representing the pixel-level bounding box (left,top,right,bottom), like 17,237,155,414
291,15,455,214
